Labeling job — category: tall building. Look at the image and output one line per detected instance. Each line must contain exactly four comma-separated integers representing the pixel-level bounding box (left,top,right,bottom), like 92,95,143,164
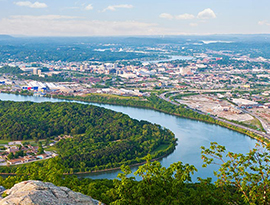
33,68,38,75
80,65,84,71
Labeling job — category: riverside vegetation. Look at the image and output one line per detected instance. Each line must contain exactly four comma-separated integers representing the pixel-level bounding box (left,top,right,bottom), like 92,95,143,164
54,93,268,143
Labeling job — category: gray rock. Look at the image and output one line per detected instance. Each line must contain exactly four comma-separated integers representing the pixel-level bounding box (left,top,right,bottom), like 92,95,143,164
0,186,5,193
0,180,103,205
0,186,5,200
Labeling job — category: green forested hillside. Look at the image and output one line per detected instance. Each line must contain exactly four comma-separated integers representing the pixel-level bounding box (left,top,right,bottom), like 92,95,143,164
0,65,23,75
0,101,176,172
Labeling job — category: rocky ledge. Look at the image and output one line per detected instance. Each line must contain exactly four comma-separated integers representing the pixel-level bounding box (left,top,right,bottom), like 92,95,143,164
0,180,102,205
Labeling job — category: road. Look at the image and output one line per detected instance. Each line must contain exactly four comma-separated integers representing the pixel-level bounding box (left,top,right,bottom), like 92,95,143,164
159,92,180,106
242,109,270,134
159,92,270,141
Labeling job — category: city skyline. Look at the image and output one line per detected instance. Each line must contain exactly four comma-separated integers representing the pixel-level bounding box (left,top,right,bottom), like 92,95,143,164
1,0,270,36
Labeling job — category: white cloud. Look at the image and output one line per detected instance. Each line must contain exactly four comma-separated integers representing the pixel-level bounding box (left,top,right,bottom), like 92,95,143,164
14,1,47,8
160,9,216,21
159,13,174,20
14,1,32,6
189,23,198,27
197,8,216,19
10,15,82,20
175,13,195,20
0,15,168,36
30,2,47,8
102,4,133,12
85,4,93,10
258,20,270,26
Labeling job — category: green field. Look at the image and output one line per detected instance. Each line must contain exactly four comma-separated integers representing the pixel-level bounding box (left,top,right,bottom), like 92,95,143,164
44,146,58,152
150,144,170,155
87,93,145,101
0,140,10,145
0,139,47,146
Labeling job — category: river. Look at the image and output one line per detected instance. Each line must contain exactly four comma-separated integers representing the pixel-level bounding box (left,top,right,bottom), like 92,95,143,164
143,55,193,64
0,93,257,181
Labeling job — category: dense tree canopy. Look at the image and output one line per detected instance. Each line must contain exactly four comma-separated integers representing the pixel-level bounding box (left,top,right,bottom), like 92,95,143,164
0,101,176,172
0,66,23,75
201,142,270,205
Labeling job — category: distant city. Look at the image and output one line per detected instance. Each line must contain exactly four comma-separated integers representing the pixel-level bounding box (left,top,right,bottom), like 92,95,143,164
1,35,270,138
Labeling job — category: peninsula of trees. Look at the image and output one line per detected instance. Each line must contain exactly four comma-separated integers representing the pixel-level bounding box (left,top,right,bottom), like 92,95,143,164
0,101,176,172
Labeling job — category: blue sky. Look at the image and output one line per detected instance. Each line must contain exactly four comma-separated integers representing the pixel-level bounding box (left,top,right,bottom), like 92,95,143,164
1,0,270,36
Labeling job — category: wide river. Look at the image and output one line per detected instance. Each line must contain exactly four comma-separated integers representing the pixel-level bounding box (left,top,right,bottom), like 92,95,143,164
0,93,257,181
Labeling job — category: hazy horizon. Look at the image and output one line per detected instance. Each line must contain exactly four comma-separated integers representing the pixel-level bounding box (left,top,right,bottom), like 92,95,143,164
2,33,270,38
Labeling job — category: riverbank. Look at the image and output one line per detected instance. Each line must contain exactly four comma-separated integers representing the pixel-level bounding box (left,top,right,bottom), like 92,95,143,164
70,152,172,176
1,90,268,145
1,90,33,96
0,143,176,175
0,92,258,180
52,93,270,144
0,150,174,177
3,90,268,143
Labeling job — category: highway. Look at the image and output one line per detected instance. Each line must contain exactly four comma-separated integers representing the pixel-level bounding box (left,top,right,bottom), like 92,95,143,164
159,92,270,141
243,110,270,134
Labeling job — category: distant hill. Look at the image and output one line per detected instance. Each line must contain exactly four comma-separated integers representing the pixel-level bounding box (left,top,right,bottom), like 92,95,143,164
0,35,13,40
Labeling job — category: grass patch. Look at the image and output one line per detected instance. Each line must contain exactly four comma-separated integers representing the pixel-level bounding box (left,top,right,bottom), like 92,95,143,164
0,140,11,145
0,139,45,146
172,93,199,100
87,93,145,101
229,117,265,132
243,117,264,131
151,144,170,155
44,146,58,152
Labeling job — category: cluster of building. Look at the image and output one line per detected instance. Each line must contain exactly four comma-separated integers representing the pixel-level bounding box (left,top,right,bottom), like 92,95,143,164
0,141,55,166
21,81,75,95
97,88,147,97
1,50,269,93
1,53,270,101
1,48,270,104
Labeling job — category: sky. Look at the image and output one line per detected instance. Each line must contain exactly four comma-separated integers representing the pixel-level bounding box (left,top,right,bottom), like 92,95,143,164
1,0,270,36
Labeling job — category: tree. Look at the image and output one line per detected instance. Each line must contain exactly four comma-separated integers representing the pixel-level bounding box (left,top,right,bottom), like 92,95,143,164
37,142,44,155
45,138,50,146
7,152,14,160
201,142,270,205
112,155,199,205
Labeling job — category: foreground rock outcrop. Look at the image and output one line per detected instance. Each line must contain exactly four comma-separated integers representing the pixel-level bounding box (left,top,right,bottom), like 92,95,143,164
0,180,102,205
